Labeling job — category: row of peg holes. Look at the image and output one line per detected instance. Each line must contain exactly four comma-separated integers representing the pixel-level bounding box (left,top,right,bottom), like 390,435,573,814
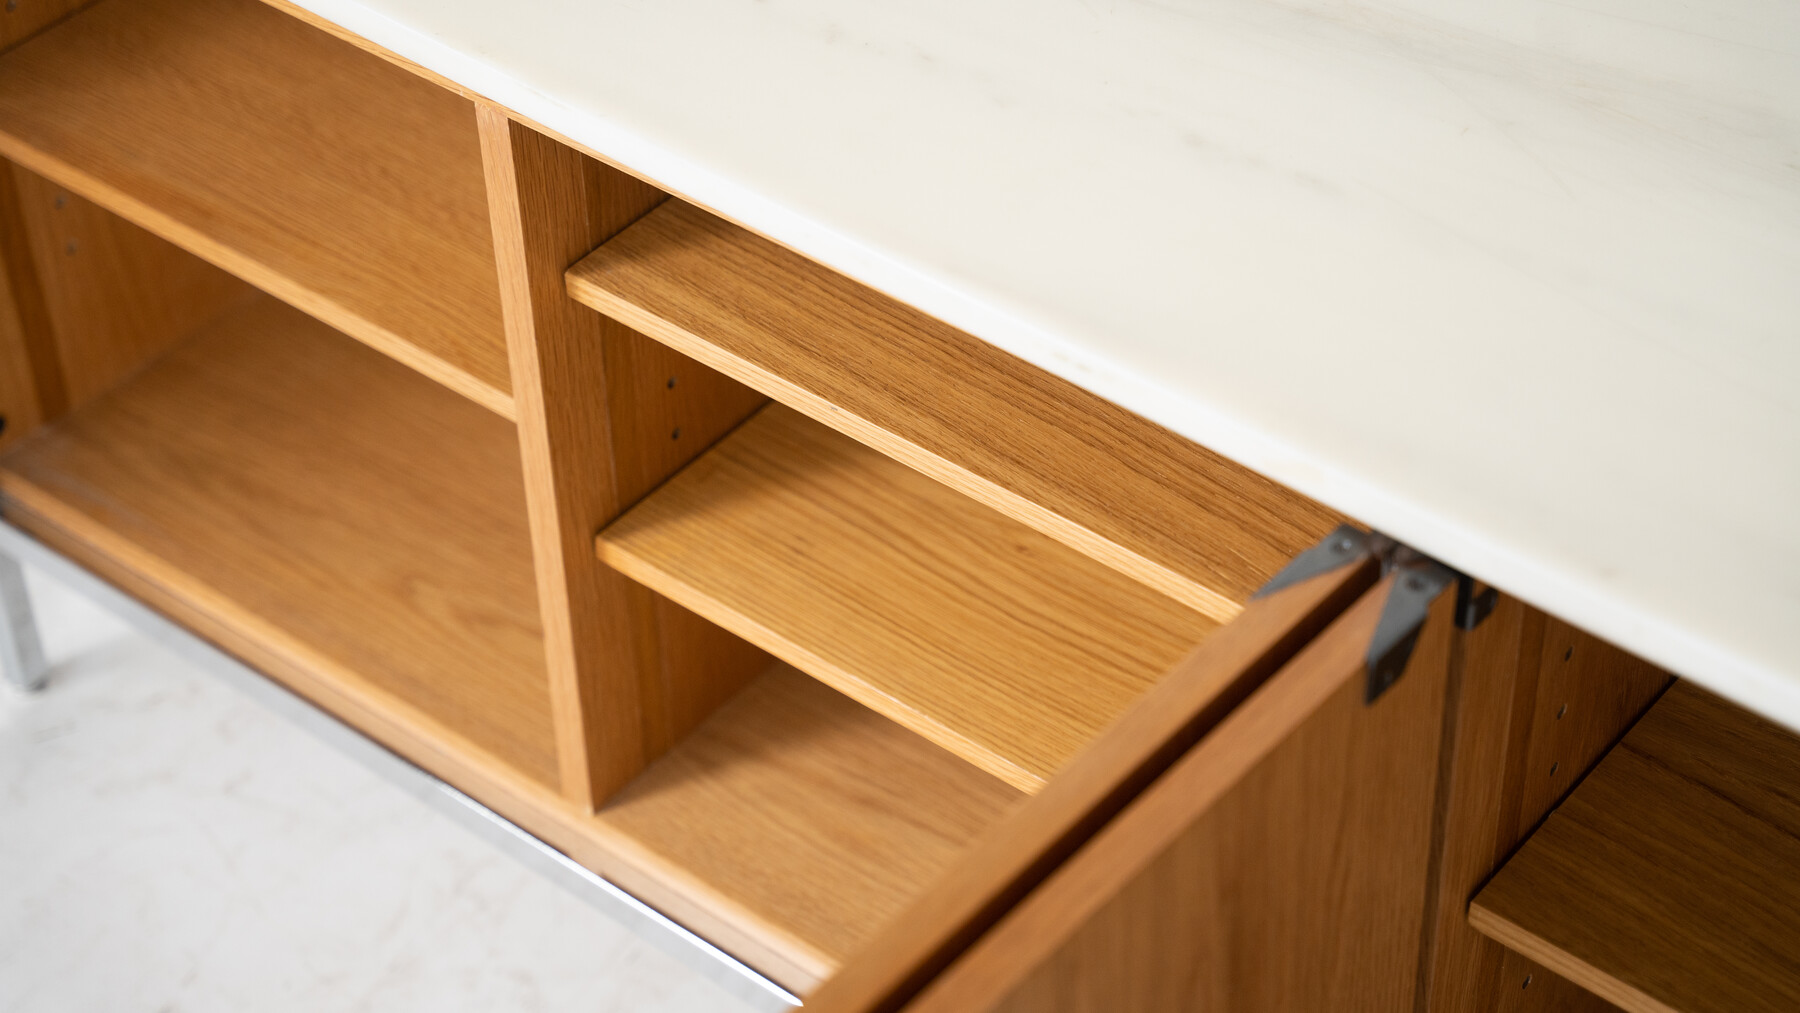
1525,647,1578,991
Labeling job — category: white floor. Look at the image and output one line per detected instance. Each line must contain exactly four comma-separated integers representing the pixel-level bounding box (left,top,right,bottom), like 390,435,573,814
0,566,756,1013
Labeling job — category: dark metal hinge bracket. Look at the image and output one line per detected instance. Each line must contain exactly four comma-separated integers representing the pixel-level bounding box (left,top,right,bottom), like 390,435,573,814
1254,526,1495,705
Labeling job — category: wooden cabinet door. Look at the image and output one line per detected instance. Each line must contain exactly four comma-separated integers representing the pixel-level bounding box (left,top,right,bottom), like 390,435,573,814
904,571,1456,1012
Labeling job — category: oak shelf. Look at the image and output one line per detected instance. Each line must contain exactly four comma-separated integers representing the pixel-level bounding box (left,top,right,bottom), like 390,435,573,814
591,661,1024,988
1471,682,1800,1013
0,0,513,416
567,198,1343,620
0,294,556,784
598,403,1222,793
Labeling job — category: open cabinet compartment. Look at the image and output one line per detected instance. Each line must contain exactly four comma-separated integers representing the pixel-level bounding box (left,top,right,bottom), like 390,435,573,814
0,0,511,415
600,403,1227,793
547,184,1382,1000
1470,681,1800,1013
0,182,556,788
579,403,1365,995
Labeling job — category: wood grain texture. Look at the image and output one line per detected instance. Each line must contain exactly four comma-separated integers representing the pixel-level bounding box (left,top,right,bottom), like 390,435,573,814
804,556,1376,1013
0,296,557,784
8,166,252,409
908,573,1454,1013
0,0,511,414
255,0,477,99
597,662,1023,992
0,0,89,51
567,199,1343,619
599,403,1221,793
1472,683,1800,1013
1420,599,1668,1013
0,243,39,455
480,107,768,806
0,161,57,450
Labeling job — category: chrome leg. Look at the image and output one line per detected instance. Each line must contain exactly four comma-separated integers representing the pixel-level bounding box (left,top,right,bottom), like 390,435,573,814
0,549,47,692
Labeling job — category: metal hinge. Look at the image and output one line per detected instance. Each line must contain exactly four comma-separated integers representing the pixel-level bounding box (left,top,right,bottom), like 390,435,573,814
1254,526,1495,704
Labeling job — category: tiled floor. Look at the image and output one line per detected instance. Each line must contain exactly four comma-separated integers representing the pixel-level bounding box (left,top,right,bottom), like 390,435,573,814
0,566,755,1013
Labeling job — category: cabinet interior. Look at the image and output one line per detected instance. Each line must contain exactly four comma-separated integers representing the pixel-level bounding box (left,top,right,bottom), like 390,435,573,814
0,0,1359,1001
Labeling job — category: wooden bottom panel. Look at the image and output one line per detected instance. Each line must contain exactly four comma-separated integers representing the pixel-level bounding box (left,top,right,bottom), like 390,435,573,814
595,663,1024,992
0,295,556,783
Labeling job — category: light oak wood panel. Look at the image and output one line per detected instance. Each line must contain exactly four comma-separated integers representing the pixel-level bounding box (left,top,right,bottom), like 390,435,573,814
0,0,512,415
0,161,57,450
1471,683,1800,1013
0,0,89,51
0,296,557,783
480,107,769,807
567,199,1343,620
0,246,39,454
906,574,1453,1013
8,166,252,409
596,662,1023,991
599,403,1222,793
1420,598,1668,1013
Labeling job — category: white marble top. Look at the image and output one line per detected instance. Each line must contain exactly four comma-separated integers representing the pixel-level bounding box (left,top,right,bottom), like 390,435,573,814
300,0,1799,727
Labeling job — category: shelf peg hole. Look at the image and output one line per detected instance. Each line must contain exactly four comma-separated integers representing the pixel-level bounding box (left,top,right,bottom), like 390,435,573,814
1549,761,1560,777
1523,975,1533,989
670,427,682,440
1563,647,1573,662
666,376,677,389
1556,703,1567,720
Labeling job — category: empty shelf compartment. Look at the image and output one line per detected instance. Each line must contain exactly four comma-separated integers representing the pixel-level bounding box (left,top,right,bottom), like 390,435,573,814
591,661,1024,990
597,403,1222,793
0,295,554,784
1470,682,1800,1013
0,0,511,414
567,197,1343,617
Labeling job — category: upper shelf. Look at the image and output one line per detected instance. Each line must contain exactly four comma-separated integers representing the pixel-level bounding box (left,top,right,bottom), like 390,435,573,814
1470,682,1800,1013
0,0,513,416
598,403,1222,793
568,199,1342,621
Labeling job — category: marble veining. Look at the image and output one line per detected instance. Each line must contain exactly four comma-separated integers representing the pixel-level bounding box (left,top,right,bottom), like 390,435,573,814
294,0,1796,724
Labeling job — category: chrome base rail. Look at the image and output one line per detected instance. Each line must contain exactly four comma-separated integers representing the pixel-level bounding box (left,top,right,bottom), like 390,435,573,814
0,520,800,1011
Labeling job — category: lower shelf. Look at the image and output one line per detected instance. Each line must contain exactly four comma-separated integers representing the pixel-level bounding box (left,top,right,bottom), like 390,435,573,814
0,294,556,784
1470,682,1800,1013
591,661,1024,988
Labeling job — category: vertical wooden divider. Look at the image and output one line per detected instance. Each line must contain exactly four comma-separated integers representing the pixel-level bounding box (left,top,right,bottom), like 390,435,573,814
1416,596,1671,1012
478,104,768,808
